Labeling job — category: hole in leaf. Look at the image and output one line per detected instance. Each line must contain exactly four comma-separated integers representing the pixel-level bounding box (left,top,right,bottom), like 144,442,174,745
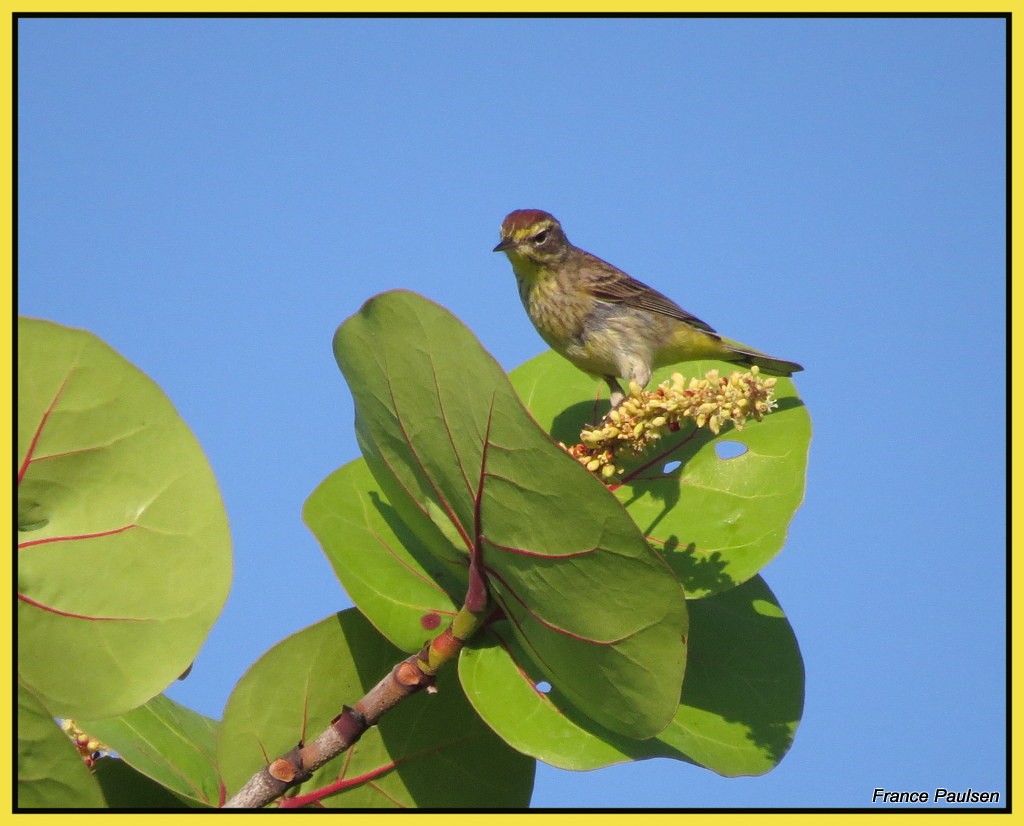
663,460,681,474
535,681,552,694
715,441,748,460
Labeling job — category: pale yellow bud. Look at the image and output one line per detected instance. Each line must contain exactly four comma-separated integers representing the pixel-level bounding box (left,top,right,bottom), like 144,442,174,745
578,365,779,487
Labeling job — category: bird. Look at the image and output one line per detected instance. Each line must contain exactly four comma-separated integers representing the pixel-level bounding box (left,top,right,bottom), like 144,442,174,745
493,209,803,407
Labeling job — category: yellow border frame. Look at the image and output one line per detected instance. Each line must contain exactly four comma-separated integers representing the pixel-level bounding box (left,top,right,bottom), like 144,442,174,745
3,9,1016,822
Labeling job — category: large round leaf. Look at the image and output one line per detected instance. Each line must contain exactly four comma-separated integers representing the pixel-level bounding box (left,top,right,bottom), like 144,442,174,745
332,291,688,740
509,350,811,598
17,318,232,719
460,575,804,776
217,609,535,808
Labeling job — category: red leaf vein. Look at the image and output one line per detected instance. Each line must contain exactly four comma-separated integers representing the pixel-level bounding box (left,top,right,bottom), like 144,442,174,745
18,367,75,485
17,593,154,622
18,523,139,550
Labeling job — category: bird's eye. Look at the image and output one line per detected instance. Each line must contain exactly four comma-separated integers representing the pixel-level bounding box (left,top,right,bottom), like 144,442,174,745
532,229,550,245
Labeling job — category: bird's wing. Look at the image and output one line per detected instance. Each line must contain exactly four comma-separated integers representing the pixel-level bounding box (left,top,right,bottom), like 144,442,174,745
584,256,718,333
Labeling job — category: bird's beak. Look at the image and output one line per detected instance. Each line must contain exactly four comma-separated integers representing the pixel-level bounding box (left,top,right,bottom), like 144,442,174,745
492,238,515,253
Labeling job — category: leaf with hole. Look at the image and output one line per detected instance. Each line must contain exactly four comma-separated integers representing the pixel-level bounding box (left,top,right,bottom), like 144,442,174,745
509,350,810,598
460,575,803,776
331,291,687,739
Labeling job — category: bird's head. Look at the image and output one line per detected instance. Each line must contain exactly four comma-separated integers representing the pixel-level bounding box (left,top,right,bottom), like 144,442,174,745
493,209,572,268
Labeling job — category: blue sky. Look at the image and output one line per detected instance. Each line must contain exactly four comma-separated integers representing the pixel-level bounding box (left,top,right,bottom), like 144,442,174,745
17,16,1007,808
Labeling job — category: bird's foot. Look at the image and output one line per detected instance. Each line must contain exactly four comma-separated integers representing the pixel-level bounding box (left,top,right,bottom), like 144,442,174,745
604,376,626,412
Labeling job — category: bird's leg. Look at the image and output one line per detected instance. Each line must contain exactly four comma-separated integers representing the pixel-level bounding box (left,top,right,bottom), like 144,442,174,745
604,375,626,410
608,357,650,412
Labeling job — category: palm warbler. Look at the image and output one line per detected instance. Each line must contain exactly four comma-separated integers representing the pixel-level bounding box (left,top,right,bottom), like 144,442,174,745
494,209,803,405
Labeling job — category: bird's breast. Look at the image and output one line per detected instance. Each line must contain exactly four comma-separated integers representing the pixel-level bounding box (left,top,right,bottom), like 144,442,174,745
517,273,589,348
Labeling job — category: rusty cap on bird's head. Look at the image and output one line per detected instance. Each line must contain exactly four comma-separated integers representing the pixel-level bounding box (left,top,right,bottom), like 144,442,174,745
493,209,562,252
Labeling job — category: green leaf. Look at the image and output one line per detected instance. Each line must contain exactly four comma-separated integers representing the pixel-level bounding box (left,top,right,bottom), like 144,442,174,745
509,349,811,598
17,318,232,719
460,626,676,772
17,681,105,809
460,575,803,777
303,457,460,653
332,290,687,739
78,694,222,806
657,575,805,775
217,609,535,808
92,758,198,808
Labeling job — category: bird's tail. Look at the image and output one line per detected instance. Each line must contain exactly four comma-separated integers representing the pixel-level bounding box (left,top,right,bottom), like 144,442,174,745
723,342,803,377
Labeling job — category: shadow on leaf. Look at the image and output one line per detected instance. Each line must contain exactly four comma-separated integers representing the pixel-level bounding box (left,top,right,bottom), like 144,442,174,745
550,399,607,446
653,538,736,596
367,491,467,604
680,577,804,772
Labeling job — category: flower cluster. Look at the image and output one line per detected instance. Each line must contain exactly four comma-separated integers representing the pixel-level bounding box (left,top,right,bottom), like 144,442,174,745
564,366,779,480
60,719,107,768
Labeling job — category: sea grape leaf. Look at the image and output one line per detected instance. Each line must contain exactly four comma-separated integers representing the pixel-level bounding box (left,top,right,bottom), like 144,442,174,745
654,574,805,774
92,758,199,808
303,457,459,653
17,681,105,809
217,610,534,808
332,290,687,739
460,574,803,776
17,318,232,719
509,349,810,598
79,694,221,807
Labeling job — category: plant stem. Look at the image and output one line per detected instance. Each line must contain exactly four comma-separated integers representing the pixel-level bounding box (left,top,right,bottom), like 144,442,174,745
222,602,489,809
